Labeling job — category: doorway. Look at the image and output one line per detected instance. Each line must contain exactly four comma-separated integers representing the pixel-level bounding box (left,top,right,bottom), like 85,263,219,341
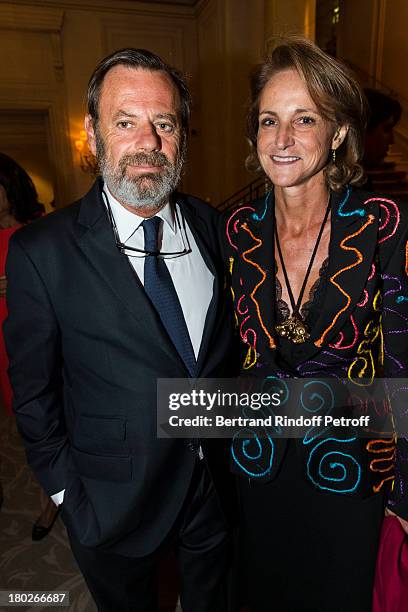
315,0,340,57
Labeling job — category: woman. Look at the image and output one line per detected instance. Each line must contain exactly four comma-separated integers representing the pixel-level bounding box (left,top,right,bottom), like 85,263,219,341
224,38,408,612
0,153,57,540
0,153,44,411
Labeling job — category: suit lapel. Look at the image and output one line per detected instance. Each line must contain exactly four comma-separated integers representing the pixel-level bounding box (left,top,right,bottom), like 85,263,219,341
75,180,189,373
298,187,379,363
239,192,278,354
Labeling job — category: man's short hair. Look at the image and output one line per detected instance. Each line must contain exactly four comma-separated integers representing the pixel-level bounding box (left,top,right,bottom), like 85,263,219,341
87,48,191,140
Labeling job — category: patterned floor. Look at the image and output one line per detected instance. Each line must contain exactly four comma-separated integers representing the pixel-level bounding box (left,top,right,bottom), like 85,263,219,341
0,414,181,612
0,415,96,612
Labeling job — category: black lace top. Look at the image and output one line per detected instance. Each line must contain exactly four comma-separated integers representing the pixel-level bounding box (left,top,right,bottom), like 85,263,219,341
275,257,329,328
274,257,330,369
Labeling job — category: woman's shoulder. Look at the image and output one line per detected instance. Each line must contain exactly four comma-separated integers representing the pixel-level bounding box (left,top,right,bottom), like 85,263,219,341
0,224,22,244
223,194,271,251
348,188,408,267
338,186,408,232
351,186,408,216
223,194,272,227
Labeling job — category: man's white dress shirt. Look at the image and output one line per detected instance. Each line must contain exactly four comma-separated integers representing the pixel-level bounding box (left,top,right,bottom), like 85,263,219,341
105,187,214,358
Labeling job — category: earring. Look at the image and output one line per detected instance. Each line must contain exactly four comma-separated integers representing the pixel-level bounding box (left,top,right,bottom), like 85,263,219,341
331,148,336,163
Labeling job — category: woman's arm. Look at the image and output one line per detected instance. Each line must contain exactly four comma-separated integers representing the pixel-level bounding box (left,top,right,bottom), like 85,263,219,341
380,201,408,530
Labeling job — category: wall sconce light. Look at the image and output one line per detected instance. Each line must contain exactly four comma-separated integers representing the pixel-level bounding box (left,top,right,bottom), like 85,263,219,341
75,130,98,176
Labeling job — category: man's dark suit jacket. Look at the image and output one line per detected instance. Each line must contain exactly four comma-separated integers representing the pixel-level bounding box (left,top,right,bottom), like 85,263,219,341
4,180,235,556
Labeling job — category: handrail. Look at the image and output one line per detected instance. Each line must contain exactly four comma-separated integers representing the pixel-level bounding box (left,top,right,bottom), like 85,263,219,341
217,174,271,212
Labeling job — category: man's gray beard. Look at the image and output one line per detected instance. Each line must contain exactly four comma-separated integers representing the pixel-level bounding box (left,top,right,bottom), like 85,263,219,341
96,132,185,211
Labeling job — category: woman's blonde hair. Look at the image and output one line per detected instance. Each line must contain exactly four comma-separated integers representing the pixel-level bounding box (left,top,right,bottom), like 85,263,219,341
246,36,367,191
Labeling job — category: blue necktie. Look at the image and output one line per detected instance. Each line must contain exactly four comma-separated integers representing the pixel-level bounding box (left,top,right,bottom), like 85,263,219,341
142,216,197,377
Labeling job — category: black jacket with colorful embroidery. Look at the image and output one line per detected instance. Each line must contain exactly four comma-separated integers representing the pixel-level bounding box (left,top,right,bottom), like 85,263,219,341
224,187,408,519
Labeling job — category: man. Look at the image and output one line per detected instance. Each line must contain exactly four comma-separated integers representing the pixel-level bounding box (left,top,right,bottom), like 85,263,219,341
4,49,234,611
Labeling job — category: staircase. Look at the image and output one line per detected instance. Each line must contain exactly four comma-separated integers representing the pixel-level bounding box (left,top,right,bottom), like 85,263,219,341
216,175,271,212
366,144,408,199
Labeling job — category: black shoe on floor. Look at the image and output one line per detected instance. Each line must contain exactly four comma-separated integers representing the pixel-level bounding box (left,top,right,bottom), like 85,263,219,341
32,507,60,541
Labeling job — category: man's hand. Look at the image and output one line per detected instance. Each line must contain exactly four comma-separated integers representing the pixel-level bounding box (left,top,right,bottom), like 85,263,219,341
385,507,408,534
0,275,7,297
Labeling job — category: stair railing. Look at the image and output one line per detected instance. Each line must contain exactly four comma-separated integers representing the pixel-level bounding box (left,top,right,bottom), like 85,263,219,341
217,175,272,212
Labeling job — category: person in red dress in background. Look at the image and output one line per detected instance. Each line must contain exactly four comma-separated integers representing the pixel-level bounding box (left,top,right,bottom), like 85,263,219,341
0,154,45,411
0,153,58,539
0,220,21,414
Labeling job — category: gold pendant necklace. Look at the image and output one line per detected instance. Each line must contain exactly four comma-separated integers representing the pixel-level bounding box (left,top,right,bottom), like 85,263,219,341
274,198,331,345
275,313,310,344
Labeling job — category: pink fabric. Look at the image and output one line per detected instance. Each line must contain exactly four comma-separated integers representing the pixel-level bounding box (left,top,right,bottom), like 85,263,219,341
373,516,408,612
0,225,21,414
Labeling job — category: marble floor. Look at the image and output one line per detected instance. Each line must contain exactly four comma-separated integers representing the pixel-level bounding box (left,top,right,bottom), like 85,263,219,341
0,413,181,612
